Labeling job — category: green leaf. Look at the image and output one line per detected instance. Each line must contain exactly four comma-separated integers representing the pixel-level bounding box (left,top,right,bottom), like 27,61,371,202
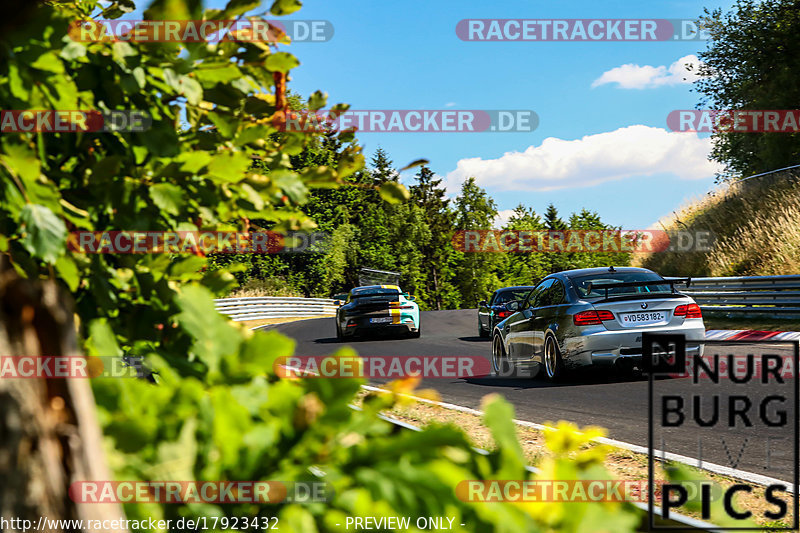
482,394,526,476
175,151,211,173
164,69,203,105
7,63,28,99
234,125,268,147
195,64,242,84
153,418,198,480
337,148,364,178
207,151,251,182
149,183,185,215
31,52,64,74
239,182,265,210
176,285,242,375
55,256,80,291
308,90,327,111
60,42,87,60
270,0,302,16
170,255,207,279
18,204,66,264
272,170,307,203
209,111,237,138
1,142,41,185
87,319,122,357
144,0,202,21
399,158,429,172
219,0,261,17
112,41,137,59
181,76,203,106
378,181,410,203
132,66,146,88
265,52,299,73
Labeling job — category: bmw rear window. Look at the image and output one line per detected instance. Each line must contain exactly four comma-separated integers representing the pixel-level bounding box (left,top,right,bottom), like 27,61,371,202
572,272,671,298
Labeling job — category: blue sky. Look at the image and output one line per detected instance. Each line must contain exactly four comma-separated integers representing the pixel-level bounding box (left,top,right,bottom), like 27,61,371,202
153,0,735,228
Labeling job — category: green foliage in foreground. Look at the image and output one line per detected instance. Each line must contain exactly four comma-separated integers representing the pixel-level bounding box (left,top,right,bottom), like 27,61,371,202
93,315,645,532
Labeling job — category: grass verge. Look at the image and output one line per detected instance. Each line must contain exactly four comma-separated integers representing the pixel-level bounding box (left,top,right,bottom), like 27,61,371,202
356,389,794,529
632,168,800,277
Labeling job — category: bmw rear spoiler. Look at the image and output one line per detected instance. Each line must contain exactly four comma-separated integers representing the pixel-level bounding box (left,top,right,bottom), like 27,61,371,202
586,277,691,300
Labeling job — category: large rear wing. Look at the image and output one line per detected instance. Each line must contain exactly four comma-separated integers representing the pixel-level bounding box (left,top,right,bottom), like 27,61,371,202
586,277,691,300
358,267,400,287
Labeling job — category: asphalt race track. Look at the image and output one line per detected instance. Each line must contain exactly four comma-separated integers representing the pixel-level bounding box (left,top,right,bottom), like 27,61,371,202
269,309,798,483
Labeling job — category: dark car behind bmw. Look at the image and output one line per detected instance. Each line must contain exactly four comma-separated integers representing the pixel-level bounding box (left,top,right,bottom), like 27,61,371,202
477,285,536,338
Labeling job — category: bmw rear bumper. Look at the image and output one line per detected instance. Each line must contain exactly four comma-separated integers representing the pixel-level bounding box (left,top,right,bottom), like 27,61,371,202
562,323,706,368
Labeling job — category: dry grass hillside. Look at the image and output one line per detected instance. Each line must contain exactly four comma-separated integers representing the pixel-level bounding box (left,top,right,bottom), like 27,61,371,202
632,168,800,276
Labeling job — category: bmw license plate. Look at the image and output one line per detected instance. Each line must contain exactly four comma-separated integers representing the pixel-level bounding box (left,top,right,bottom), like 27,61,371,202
370,317,393,324
621,311,666,326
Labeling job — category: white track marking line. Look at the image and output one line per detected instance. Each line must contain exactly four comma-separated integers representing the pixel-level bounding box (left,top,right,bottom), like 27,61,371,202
362,384,795,491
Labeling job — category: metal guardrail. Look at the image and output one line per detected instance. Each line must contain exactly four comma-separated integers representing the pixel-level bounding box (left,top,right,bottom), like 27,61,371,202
670,275,800,317
214,296,337,321
217,274,800,321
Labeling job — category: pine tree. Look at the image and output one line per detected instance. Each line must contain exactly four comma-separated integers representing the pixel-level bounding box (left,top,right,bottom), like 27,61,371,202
410,167,458,310
544,203,567,230
453,178,501,307
369,147,398,184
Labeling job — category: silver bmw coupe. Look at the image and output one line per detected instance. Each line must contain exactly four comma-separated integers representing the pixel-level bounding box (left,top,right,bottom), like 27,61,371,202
491,266,705,380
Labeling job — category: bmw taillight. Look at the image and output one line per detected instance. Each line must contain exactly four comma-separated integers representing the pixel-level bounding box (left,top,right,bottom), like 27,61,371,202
675,303,702,319
497,310,512,319
573,310,614,326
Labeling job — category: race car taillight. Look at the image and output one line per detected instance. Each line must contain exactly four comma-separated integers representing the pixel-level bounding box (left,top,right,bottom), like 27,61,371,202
573,310,614,326
496,310,512,319
674,303,702,318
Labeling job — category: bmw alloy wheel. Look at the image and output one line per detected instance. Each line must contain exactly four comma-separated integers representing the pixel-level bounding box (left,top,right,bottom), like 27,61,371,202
492,335,505,374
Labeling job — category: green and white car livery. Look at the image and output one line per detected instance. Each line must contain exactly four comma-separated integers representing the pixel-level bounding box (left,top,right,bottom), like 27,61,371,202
335,285,421,339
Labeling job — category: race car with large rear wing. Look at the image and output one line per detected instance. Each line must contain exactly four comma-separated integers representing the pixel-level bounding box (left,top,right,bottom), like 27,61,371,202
336,285,421,339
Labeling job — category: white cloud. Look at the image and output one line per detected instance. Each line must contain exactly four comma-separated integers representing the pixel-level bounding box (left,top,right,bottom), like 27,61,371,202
591,54,704,89
444,102,457,108
445,125,722,193
493,209,516,229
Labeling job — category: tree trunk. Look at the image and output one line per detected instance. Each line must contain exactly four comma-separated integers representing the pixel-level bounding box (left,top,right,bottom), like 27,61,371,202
0,257,127,532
